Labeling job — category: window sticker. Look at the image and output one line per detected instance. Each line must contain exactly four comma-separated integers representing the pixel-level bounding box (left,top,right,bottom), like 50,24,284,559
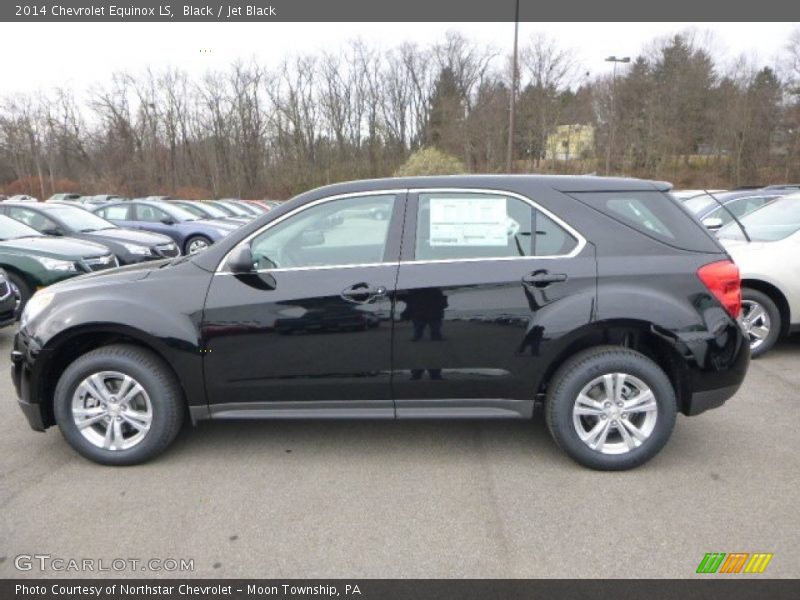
428,196,509,246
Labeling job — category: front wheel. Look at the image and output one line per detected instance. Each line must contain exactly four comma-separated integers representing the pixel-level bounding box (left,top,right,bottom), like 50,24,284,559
741,288,780,358
53,344,184,465
6,271,32,318
184,235,211,255
545,346,677,470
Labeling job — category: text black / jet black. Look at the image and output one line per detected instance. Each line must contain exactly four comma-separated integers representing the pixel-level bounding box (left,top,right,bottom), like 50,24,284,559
12,175,749,469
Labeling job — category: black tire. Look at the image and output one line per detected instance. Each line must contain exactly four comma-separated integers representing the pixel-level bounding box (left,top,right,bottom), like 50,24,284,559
6,270,32,319
742,288,781,358
545,346,677,471
184,235,212,255
53,344,184,466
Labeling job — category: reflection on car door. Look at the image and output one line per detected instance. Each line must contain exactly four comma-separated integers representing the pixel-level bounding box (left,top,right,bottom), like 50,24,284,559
391,190,597,416
201,192,405,417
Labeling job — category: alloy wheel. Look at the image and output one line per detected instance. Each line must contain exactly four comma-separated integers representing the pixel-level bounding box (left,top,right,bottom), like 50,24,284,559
187,238,209,254
741,300,771,352
71,371,153,451
9,281,21,312
572,372,658,455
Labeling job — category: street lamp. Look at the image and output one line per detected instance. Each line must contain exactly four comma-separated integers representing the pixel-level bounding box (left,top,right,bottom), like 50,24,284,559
604,55,630,175
506,0,520,173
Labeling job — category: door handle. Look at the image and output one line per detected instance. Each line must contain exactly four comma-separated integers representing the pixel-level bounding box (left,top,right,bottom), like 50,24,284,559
522,271,568,288
341,283,387,304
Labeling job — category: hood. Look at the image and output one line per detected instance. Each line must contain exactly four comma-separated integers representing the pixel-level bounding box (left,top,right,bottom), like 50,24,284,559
0,235,110,259
85,228,174,246
46,255,172,294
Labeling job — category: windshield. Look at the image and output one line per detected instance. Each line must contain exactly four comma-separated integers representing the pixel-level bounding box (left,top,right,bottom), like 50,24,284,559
216,201,250,216
49,206,117,232
0,215,43,240
684,195,716,215
182,202,227,218
718,196,800,241
158,203,200,222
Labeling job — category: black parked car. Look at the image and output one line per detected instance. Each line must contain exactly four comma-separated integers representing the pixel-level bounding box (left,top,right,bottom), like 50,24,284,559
12,176,749,469
0,202,179,264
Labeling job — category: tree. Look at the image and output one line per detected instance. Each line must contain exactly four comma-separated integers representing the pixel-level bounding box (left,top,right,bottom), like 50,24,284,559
394,147,466,176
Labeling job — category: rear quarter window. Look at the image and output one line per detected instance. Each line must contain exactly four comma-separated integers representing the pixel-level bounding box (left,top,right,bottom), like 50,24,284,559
567,190,722,253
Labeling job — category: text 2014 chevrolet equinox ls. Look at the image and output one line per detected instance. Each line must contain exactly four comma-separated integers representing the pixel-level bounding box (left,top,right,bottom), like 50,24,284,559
12,176,749,469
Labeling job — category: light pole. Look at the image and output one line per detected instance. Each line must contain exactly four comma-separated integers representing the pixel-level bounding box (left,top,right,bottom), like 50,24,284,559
604,55,630,175
506,0,520,173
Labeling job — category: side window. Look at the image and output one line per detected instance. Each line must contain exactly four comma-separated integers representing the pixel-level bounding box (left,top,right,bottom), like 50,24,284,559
414,192,577,261
604,197,673,238
8,208,56,232
249,194,396,269
136,204,169,222
99,205,129,220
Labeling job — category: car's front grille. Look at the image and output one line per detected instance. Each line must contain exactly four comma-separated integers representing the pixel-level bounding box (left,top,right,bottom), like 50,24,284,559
153,243,179,258
82,255,119,272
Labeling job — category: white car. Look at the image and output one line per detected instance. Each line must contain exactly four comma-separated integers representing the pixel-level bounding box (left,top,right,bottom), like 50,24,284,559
718,193,800,356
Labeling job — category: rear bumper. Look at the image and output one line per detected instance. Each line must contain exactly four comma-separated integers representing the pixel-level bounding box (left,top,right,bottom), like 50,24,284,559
682,321,750,416
685,383,741,416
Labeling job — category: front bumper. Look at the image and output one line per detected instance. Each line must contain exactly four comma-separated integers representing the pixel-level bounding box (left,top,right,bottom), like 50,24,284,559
11,337,49,431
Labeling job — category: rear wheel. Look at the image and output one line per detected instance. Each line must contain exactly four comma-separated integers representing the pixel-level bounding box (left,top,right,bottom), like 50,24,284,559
546,346,677,470
741,288,780,358
6,271,32,318
53,344,184,465
184,235,211,255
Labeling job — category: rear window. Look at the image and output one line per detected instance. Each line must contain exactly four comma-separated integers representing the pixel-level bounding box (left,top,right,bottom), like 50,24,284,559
568,190,721,253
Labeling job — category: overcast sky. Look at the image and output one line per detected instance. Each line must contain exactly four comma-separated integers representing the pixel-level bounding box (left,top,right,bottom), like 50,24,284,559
1,22,797,96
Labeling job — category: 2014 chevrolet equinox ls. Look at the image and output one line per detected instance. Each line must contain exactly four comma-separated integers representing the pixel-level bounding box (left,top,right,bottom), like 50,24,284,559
12,176,749,469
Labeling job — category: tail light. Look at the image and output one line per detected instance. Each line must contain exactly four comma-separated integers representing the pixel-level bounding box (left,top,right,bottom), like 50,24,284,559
697,260,741,319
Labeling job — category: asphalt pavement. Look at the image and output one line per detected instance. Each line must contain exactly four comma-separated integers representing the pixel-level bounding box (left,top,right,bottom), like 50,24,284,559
1,326,798,578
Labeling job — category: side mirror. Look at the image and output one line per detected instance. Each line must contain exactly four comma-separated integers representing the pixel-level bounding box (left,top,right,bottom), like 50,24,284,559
42,227,63,236
702,217,724,231
161,217,176,225
227,244,255,273
300,230,325,247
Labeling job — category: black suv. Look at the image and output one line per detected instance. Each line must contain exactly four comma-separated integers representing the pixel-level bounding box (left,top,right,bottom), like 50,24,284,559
12,176,749,469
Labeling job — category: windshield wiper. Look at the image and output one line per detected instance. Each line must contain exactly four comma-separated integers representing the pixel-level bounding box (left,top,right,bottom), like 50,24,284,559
703,189,751,243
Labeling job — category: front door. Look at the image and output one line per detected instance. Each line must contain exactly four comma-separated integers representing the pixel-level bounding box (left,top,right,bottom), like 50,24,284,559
391,190,596,415
202,192,404,417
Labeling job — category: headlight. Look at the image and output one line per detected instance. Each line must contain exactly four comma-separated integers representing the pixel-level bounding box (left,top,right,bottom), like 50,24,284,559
20,291,54,328
120,243,152,256
35,256,77,272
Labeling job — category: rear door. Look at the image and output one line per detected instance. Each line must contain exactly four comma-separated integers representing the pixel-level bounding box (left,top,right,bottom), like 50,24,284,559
95,204,135,228
391,189,596,415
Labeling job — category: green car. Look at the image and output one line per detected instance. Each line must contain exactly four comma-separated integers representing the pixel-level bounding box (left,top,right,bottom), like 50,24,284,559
0,214,119,314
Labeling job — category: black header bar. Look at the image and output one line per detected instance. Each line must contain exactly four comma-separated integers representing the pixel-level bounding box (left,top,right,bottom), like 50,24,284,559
3,0,800,22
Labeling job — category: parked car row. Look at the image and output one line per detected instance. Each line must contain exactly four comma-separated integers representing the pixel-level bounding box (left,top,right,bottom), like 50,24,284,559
0,197,283,320
675,185,800,357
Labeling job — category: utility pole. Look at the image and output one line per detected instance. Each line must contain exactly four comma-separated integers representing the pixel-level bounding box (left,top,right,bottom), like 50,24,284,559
604,55,630,175
506,0,520,173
